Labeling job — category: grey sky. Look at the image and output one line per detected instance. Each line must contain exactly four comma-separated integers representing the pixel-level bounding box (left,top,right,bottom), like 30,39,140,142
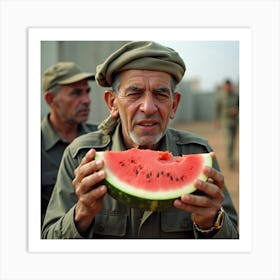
158,41,239,91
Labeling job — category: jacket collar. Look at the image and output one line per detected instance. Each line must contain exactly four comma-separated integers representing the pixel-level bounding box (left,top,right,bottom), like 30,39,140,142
41,114,62,151
41,114,90,151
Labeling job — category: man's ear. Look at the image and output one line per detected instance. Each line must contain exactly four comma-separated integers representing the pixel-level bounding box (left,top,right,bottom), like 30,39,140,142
44,92,56,107
170,92,181,120
104,90,119,118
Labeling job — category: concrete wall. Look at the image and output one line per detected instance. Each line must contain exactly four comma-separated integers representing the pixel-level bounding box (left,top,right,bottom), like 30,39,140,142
194,92,217,120
172,82,217,123
41,42,59,118
41,41,217,124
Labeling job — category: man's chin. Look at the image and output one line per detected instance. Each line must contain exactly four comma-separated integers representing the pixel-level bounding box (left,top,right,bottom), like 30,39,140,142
76,115,89,123
129,132,163,148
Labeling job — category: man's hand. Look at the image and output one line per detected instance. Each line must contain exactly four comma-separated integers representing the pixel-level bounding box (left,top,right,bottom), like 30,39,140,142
72,148,107,235
229,106,238,117
173,153,225,230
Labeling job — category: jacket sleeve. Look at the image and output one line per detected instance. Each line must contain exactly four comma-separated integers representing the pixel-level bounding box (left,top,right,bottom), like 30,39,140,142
208,155,239,239
193,187,239,239
191,161,239,239
195,152,239,238
200,159,239,239
41,145,84,239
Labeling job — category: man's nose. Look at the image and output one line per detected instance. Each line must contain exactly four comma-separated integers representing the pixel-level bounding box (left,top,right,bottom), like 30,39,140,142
139,92,158,115
81,93,91,104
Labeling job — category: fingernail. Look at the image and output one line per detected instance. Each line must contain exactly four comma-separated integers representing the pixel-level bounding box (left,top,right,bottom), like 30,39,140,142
183,194,191,202
196,179,202,187
173,199,182,208
87,148,95,157
100,185,107,194
98,170,105,178
204,166,211,173
95,160,102,167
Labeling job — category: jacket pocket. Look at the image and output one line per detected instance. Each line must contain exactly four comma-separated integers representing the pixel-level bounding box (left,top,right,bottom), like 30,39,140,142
93,210,127,237
161,209,194,238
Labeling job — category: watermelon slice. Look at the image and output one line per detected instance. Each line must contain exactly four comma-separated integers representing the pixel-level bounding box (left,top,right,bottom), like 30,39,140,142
95,148,212,211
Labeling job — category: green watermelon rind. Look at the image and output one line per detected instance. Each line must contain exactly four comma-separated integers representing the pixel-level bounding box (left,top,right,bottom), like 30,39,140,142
105,179,174,211
95,151,213,211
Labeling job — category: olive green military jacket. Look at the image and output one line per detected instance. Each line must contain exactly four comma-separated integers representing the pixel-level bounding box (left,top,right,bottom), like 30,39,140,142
41,114,98,225
42,123,239,239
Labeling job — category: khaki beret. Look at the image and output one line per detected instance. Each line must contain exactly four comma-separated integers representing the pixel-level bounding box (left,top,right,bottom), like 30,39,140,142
42,62,95,92
96,41,186,87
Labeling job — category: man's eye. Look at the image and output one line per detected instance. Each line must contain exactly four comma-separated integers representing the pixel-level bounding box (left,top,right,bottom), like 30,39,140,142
126,92,142,98
155,92,171,101
71,90,82,96
157,92,169,97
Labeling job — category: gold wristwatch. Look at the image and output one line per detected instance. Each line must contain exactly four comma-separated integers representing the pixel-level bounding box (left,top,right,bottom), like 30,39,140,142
193,207,225,234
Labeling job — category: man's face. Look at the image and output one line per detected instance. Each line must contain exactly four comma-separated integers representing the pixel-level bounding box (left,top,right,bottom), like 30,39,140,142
110,70,181,149
52,80,91,124
224,82,232,93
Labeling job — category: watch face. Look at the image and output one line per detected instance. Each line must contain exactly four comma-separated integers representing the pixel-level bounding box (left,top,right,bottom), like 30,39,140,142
215,208,225,228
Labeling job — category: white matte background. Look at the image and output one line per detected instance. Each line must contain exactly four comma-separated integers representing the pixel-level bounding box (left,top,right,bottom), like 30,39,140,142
0,1,279,280
28,26,252,254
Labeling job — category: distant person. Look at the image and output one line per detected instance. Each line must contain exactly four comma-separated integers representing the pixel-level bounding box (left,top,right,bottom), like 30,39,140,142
215,79,239,170
42,41,238,239
41,62,98,225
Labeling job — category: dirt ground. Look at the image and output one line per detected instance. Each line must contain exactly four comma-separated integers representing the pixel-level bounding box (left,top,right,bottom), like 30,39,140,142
171,121,239,215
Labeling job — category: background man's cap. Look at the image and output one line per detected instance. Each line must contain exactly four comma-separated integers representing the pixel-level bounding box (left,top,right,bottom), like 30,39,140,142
42,62,95,92
96,41,186,87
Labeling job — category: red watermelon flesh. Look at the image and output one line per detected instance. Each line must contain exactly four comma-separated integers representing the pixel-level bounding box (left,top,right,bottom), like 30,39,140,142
95,148,212,211
104,149,203,191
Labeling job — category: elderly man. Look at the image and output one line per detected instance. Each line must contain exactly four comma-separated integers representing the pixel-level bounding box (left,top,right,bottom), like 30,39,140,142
42,42,238,239
41,62,98,225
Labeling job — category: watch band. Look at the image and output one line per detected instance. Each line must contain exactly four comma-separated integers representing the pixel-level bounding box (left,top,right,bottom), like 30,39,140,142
193,207,225,234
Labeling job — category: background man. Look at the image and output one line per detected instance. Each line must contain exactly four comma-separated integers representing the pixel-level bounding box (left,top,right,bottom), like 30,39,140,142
215,79,239,170
41,62,98,225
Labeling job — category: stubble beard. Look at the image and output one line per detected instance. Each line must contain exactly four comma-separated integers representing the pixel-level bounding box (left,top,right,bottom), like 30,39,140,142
128,130,164,149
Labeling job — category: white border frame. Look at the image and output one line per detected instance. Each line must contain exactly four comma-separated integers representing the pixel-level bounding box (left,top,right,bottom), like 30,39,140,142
28,27,252,253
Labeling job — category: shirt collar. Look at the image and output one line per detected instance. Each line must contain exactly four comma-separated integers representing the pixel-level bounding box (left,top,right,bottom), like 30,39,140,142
41,114,89,151
41,114,62,151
